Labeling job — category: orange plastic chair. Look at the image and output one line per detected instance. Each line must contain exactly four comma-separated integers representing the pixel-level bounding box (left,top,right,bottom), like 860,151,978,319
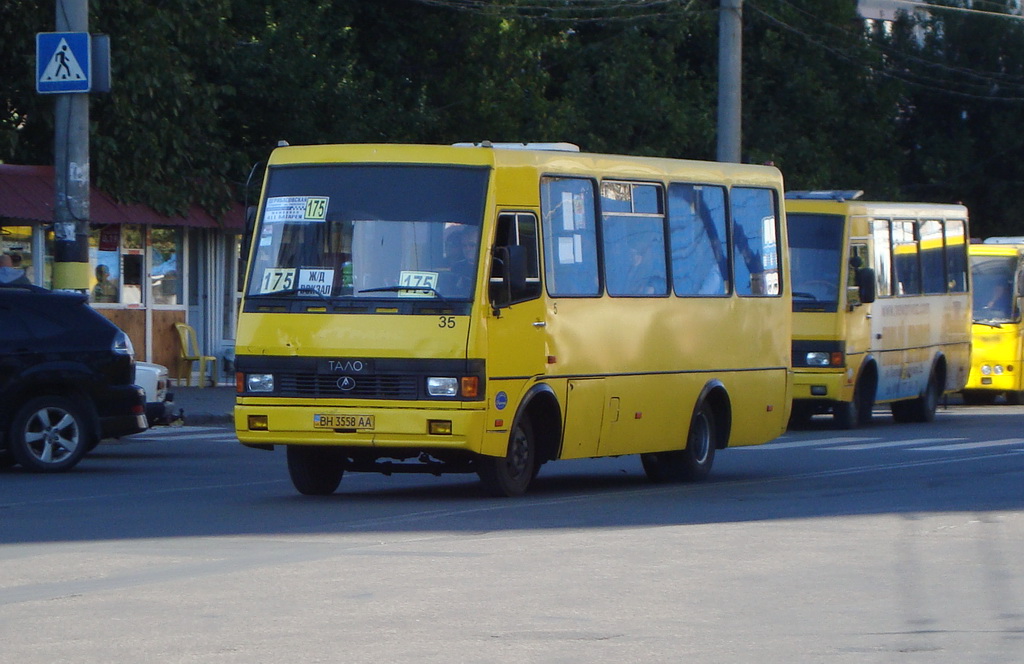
174,322,218,387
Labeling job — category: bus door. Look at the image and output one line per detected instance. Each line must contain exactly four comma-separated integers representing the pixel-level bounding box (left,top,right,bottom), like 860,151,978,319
844,242,872,377
485,212,548,418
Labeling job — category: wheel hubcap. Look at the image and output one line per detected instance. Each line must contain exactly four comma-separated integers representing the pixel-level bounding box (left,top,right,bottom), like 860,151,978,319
26,408,78,463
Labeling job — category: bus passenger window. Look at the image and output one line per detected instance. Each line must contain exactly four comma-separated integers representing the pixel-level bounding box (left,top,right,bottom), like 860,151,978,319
541,177,599,297
731,187,780,296
945,219,968,293
668,184,728,296
601,181,666,297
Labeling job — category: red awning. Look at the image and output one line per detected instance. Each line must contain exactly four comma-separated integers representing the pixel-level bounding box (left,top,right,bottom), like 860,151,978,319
0,164,244,231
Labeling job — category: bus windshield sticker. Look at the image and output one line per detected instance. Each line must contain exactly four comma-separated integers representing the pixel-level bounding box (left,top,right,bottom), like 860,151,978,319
264,196,329,223
298,268,335,295
260,267,296,293
398,270,439,297
561,192,574,231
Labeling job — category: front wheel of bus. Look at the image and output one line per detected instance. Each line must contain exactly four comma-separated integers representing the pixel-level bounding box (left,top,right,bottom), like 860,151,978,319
477,417,536,497
641,402,717,483
287,445,345,496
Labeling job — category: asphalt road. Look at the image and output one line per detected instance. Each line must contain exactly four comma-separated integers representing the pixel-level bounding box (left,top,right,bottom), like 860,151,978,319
1,403,1021,663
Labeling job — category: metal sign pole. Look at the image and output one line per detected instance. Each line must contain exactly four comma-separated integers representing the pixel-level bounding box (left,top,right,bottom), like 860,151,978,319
52,0,90,291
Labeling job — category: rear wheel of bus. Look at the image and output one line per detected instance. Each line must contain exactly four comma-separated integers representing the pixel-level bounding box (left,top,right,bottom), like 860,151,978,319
641,401,717,483
287,445,346,495
477,417,536,497
891,369,941,423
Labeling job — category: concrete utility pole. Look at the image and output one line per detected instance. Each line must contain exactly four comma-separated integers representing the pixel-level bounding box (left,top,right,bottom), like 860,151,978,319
717,0,742,163
52,0,90,291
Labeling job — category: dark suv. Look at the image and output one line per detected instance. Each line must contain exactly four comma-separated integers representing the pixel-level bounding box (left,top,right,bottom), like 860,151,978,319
0,284,147,472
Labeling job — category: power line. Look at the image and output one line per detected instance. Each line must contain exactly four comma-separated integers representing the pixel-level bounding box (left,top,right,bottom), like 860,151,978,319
750,0,1024,101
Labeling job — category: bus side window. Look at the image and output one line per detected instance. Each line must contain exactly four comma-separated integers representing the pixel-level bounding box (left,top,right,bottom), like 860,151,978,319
541,177,599,297
731,187,780,297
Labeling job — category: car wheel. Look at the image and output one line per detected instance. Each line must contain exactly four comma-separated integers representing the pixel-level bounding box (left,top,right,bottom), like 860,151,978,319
286,445,346,495
9,396,92,472
478,417,536,497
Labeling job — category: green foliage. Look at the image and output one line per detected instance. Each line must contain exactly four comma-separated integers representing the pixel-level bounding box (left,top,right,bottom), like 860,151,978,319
1,0,1023,236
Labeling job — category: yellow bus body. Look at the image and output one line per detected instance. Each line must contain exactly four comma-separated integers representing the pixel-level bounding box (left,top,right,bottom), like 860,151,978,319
786,196,971,427
964,241,1024,403
235,143,792,494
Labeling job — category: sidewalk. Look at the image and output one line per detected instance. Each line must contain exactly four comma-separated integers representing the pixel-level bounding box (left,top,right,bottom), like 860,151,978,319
166,384,236,426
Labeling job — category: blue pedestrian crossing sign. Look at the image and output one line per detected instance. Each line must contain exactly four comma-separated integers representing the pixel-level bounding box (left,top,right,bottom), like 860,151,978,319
37,32,91,93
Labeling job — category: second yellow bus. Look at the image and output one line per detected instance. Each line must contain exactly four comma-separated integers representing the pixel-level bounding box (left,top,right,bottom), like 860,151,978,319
786,191,971,428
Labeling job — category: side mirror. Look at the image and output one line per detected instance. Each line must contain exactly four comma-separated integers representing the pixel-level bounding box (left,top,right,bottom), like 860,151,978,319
241,205,257,263
856,267,876,304
490,245,528,310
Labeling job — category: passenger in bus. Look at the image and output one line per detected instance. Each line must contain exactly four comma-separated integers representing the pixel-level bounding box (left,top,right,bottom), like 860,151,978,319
625,240,666,295
444,225,479,295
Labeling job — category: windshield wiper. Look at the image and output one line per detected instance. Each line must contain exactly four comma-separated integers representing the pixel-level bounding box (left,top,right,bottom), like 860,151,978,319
359,285,450,301
972,319,1004,328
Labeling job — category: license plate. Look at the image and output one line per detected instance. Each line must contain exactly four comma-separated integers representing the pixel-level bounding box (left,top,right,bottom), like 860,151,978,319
313,414,375,429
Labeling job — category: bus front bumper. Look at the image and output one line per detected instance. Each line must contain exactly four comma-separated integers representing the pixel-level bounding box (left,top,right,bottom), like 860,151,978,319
791,368,855,404
234,402,498,454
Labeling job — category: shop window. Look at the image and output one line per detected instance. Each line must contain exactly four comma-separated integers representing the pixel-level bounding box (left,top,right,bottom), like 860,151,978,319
89,225,122,304
150,226,183,305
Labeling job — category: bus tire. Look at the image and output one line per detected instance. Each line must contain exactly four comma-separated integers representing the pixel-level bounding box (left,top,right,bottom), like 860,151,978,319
833,377,873,429
641,402,716,483
287,445,345,495
477,416,536,497
892,371,940,423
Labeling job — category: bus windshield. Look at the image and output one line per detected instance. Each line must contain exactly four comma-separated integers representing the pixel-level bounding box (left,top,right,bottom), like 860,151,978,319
247,164,489,301
787,212,843,312
971,254,1018,323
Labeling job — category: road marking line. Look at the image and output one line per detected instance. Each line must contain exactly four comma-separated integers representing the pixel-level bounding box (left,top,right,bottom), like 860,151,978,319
737,436,878,450
913,438,1024,451
837,437,967,450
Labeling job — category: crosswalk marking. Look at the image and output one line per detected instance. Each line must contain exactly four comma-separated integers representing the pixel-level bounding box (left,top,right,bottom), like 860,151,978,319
839,437,966,450
740,435,1022,454
914,438,1024,452
750,436,877,450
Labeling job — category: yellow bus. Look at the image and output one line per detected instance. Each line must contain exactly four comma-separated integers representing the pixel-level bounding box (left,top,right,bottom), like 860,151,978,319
786,191,971,428
234,142,792,496
963,238,1024,404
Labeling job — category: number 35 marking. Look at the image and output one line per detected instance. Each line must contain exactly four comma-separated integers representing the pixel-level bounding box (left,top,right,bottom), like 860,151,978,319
438,316,456,329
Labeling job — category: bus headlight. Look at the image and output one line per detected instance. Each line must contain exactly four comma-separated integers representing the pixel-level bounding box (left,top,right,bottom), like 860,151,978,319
246,373,275,392
805,352,831,367
427,377,459,397
981,365,992,376
993,364,1005,375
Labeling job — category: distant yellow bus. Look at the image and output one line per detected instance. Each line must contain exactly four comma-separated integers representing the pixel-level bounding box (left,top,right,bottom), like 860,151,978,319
235,143,792,496
963,238,1024,404
786,191,971,428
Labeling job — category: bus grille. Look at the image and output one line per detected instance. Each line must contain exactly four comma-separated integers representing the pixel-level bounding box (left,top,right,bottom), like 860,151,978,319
276,373,419,399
